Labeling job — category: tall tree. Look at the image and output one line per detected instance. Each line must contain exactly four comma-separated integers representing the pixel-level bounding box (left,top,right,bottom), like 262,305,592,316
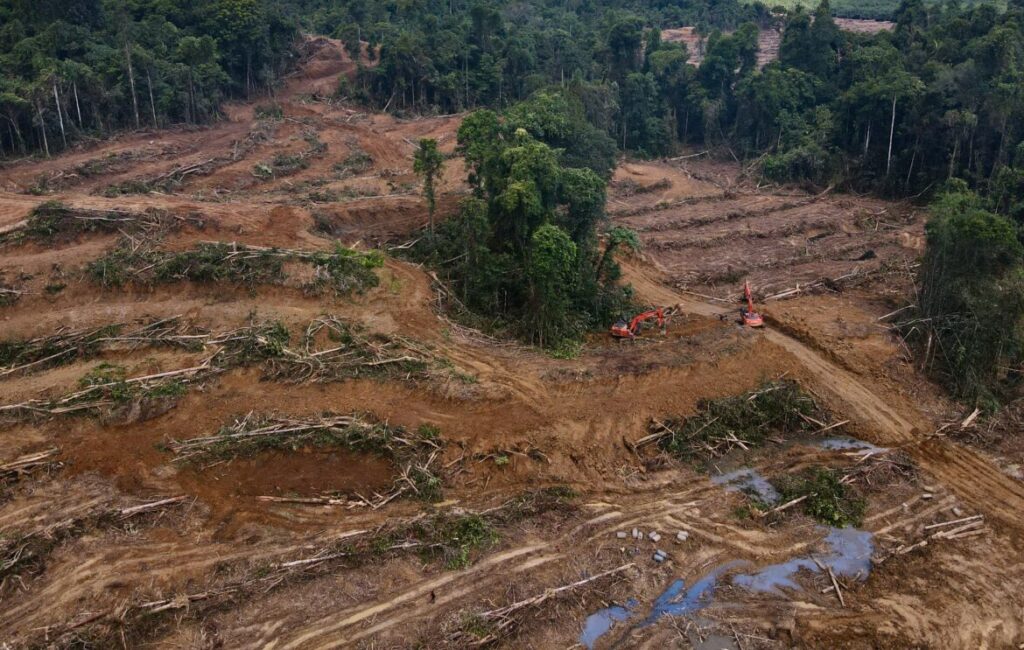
413,138,445,236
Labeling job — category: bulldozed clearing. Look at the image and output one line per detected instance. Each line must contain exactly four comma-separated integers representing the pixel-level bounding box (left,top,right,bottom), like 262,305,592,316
1,37,1023,650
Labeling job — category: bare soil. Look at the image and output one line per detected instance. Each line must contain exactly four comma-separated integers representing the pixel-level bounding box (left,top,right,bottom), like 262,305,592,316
0,36,1022,650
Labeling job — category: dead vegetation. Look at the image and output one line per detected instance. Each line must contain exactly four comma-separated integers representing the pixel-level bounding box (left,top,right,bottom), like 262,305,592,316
0,37,1019,650
0,316,205,378
263,315,436,383
45,487,578,648
0,280,23,306
0,448,61,486
252,131,327,180
450,562,635,646
87,239,382,294
0,316,448,422
647,380,831,467
168,411,445,504
612,176,672,197
97,121,277,196
0,201,207,247
0,495,187,597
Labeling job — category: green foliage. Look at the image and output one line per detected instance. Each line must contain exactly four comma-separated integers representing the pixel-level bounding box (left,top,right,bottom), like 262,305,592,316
226,320,291,362
435,515,498,570
526,224,582,346
75,362,187,404
305,245,383,295
334,149,373,177
0,0,298,157
658,381,821,468
911,184,1024,404
378,513,499,570
23,201,72,239
773,467,867,527
413,138,445,233
414,106,633,346
505,91,617,178
0,324,120,370
87,241,380,295
79,362,128,391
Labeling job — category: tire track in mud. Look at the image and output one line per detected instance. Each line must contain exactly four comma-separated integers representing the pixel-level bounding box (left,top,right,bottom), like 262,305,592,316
621,259,1024,533
765,328,1024,532
258,470,969,649
618,262,1024,536
260,478,843,649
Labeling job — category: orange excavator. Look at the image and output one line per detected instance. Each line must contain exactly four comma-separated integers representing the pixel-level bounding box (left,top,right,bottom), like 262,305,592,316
610,308,666,339
740,281,764,327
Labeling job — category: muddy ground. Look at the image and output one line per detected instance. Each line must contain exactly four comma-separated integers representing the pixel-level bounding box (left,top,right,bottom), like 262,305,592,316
1,37,1023,650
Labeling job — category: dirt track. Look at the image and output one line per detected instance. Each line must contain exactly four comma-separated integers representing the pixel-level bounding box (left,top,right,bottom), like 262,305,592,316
1,36,1022,650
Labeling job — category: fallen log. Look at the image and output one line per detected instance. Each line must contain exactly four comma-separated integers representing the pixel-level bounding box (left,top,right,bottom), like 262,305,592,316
119,495,188,519
0,448,59,479
479,562,635,620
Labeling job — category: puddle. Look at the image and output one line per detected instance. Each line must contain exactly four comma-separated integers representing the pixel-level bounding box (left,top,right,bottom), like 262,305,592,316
733,527,874,594
817,436,887,454
694,633,740,650
641,561,747,626
580,599,637,649
712,468,780,504
579,562,746,648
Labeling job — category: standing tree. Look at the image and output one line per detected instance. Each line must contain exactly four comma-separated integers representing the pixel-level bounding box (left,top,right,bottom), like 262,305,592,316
914,183,1024,404
413,138,445,236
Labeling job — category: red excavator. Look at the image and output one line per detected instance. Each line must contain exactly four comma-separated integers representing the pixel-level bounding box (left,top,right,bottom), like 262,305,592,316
610,308,666,339
740,281,764,327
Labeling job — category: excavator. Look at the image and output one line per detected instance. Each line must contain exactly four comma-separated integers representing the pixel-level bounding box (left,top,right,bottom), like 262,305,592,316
611,284,761,338
740,281,764,327
610,308,667,339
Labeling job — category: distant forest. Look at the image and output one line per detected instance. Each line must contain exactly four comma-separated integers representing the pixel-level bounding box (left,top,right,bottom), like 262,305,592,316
0,0,297,158
1,0,1023,202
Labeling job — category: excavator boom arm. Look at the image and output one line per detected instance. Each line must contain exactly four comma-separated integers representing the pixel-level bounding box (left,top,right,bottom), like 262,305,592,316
629,308,664,333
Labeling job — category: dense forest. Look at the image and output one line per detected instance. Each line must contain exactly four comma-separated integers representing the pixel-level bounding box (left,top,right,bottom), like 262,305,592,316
308,0,1024,200
0,0,296,158
4,0,1022,203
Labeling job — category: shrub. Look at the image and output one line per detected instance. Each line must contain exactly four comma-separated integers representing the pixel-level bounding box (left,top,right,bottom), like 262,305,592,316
773,467,866,527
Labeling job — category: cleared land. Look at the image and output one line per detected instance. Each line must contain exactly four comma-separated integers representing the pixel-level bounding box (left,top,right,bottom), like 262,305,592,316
0,36,1022,650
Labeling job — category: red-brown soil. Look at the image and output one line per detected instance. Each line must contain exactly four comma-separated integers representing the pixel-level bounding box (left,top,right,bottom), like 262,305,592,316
0,35,1021,650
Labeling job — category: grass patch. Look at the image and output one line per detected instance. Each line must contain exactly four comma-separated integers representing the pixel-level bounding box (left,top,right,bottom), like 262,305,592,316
432,514,499,569
773,467,866,527
657,380,821,469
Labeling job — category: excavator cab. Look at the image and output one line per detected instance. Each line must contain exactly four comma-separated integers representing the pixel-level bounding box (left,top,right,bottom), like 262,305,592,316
610,318,632,338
